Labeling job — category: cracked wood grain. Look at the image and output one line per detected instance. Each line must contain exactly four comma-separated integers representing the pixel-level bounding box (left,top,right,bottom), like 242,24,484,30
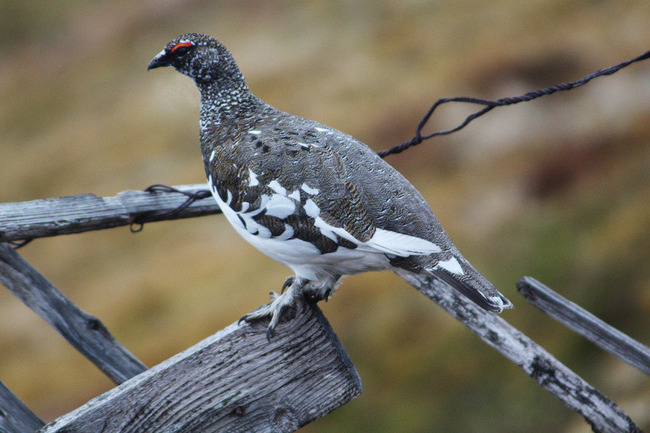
38,301,362,433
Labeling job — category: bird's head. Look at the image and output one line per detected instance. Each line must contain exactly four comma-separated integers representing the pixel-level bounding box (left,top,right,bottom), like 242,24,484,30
148,33,241,86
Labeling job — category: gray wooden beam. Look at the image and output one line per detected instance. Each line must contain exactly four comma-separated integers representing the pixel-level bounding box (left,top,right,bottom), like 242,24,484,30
0,243,147,384
396,270,642,433
518,276,650,375
0,184,219,243
0,380,44,433
38,301,362,433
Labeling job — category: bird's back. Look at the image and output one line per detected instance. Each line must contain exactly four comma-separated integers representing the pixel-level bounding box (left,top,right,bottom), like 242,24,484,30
203,102,451,250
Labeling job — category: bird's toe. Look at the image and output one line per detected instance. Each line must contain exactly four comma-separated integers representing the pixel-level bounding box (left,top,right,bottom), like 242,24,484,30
239,290,298,339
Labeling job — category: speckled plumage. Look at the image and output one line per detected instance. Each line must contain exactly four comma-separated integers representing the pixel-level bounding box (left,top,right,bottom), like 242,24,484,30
149,33,512,335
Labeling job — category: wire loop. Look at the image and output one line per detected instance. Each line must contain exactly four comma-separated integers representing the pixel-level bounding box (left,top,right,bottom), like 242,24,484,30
378,49,650,158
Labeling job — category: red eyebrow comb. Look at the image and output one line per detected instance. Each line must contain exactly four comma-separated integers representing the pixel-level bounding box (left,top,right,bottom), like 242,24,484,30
170,41,193,53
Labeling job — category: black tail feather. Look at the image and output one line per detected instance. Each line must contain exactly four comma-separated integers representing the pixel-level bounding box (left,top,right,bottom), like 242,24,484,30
425,259,513,313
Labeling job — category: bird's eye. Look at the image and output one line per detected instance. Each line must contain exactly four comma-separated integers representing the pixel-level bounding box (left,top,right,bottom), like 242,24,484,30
170,41,194,57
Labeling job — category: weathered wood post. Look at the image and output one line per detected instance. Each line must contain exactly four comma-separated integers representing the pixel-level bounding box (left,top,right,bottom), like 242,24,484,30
36,300,361,433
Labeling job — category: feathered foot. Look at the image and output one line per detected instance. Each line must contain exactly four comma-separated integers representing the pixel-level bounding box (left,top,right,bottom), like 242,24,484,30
240,275,341,339
240,277,307,340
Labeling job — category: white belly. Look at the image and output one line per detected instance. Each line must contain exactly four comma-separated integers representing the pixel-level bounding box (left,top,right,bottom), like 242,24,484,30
209,182,391,281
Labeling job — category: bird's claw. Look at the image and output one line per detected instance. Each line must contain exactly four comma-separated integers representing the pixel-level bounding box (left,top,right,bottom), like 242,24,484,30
281,277,294,293
239,291,296,340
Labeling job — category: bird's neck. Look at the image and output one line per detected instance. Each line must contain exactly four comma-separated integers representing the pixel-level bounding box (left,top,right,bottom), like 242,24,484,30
198,80,261,128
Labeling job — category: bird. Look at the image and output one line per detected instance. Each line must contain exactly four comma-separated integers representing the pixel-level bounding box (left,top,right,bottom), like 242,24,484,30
148,33,512,336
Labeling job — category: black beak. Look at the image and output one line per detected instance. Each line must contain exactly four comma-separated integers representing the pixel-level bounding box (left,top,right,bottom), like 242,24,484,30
148,50,171,70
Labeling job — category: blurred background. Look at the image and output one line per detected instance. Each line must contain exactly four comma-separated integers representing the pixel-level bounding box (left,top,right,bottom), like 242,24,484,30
1,0,649,431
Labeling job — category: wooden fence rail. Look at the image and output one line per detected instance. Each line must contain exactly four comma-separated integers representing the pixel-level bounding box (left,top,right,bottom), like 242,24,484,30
0,184,219,243
399,271,646,433
518,277,650,376
0,380,45,433
0,185,647,432
0,243,147,384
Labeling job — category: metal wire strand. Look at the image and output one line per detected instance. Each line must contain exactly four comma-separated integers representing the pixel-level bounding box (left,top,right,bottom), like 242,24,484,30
378,49,650,158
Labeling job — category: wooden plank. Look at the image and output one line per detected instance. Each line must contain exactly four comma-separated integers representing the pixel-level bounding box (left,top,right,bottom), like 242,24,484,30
517,276,650,375
0,243,147,384
396,269,642,433
38,300,362,433
0,184,219,243
0,380,44,433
